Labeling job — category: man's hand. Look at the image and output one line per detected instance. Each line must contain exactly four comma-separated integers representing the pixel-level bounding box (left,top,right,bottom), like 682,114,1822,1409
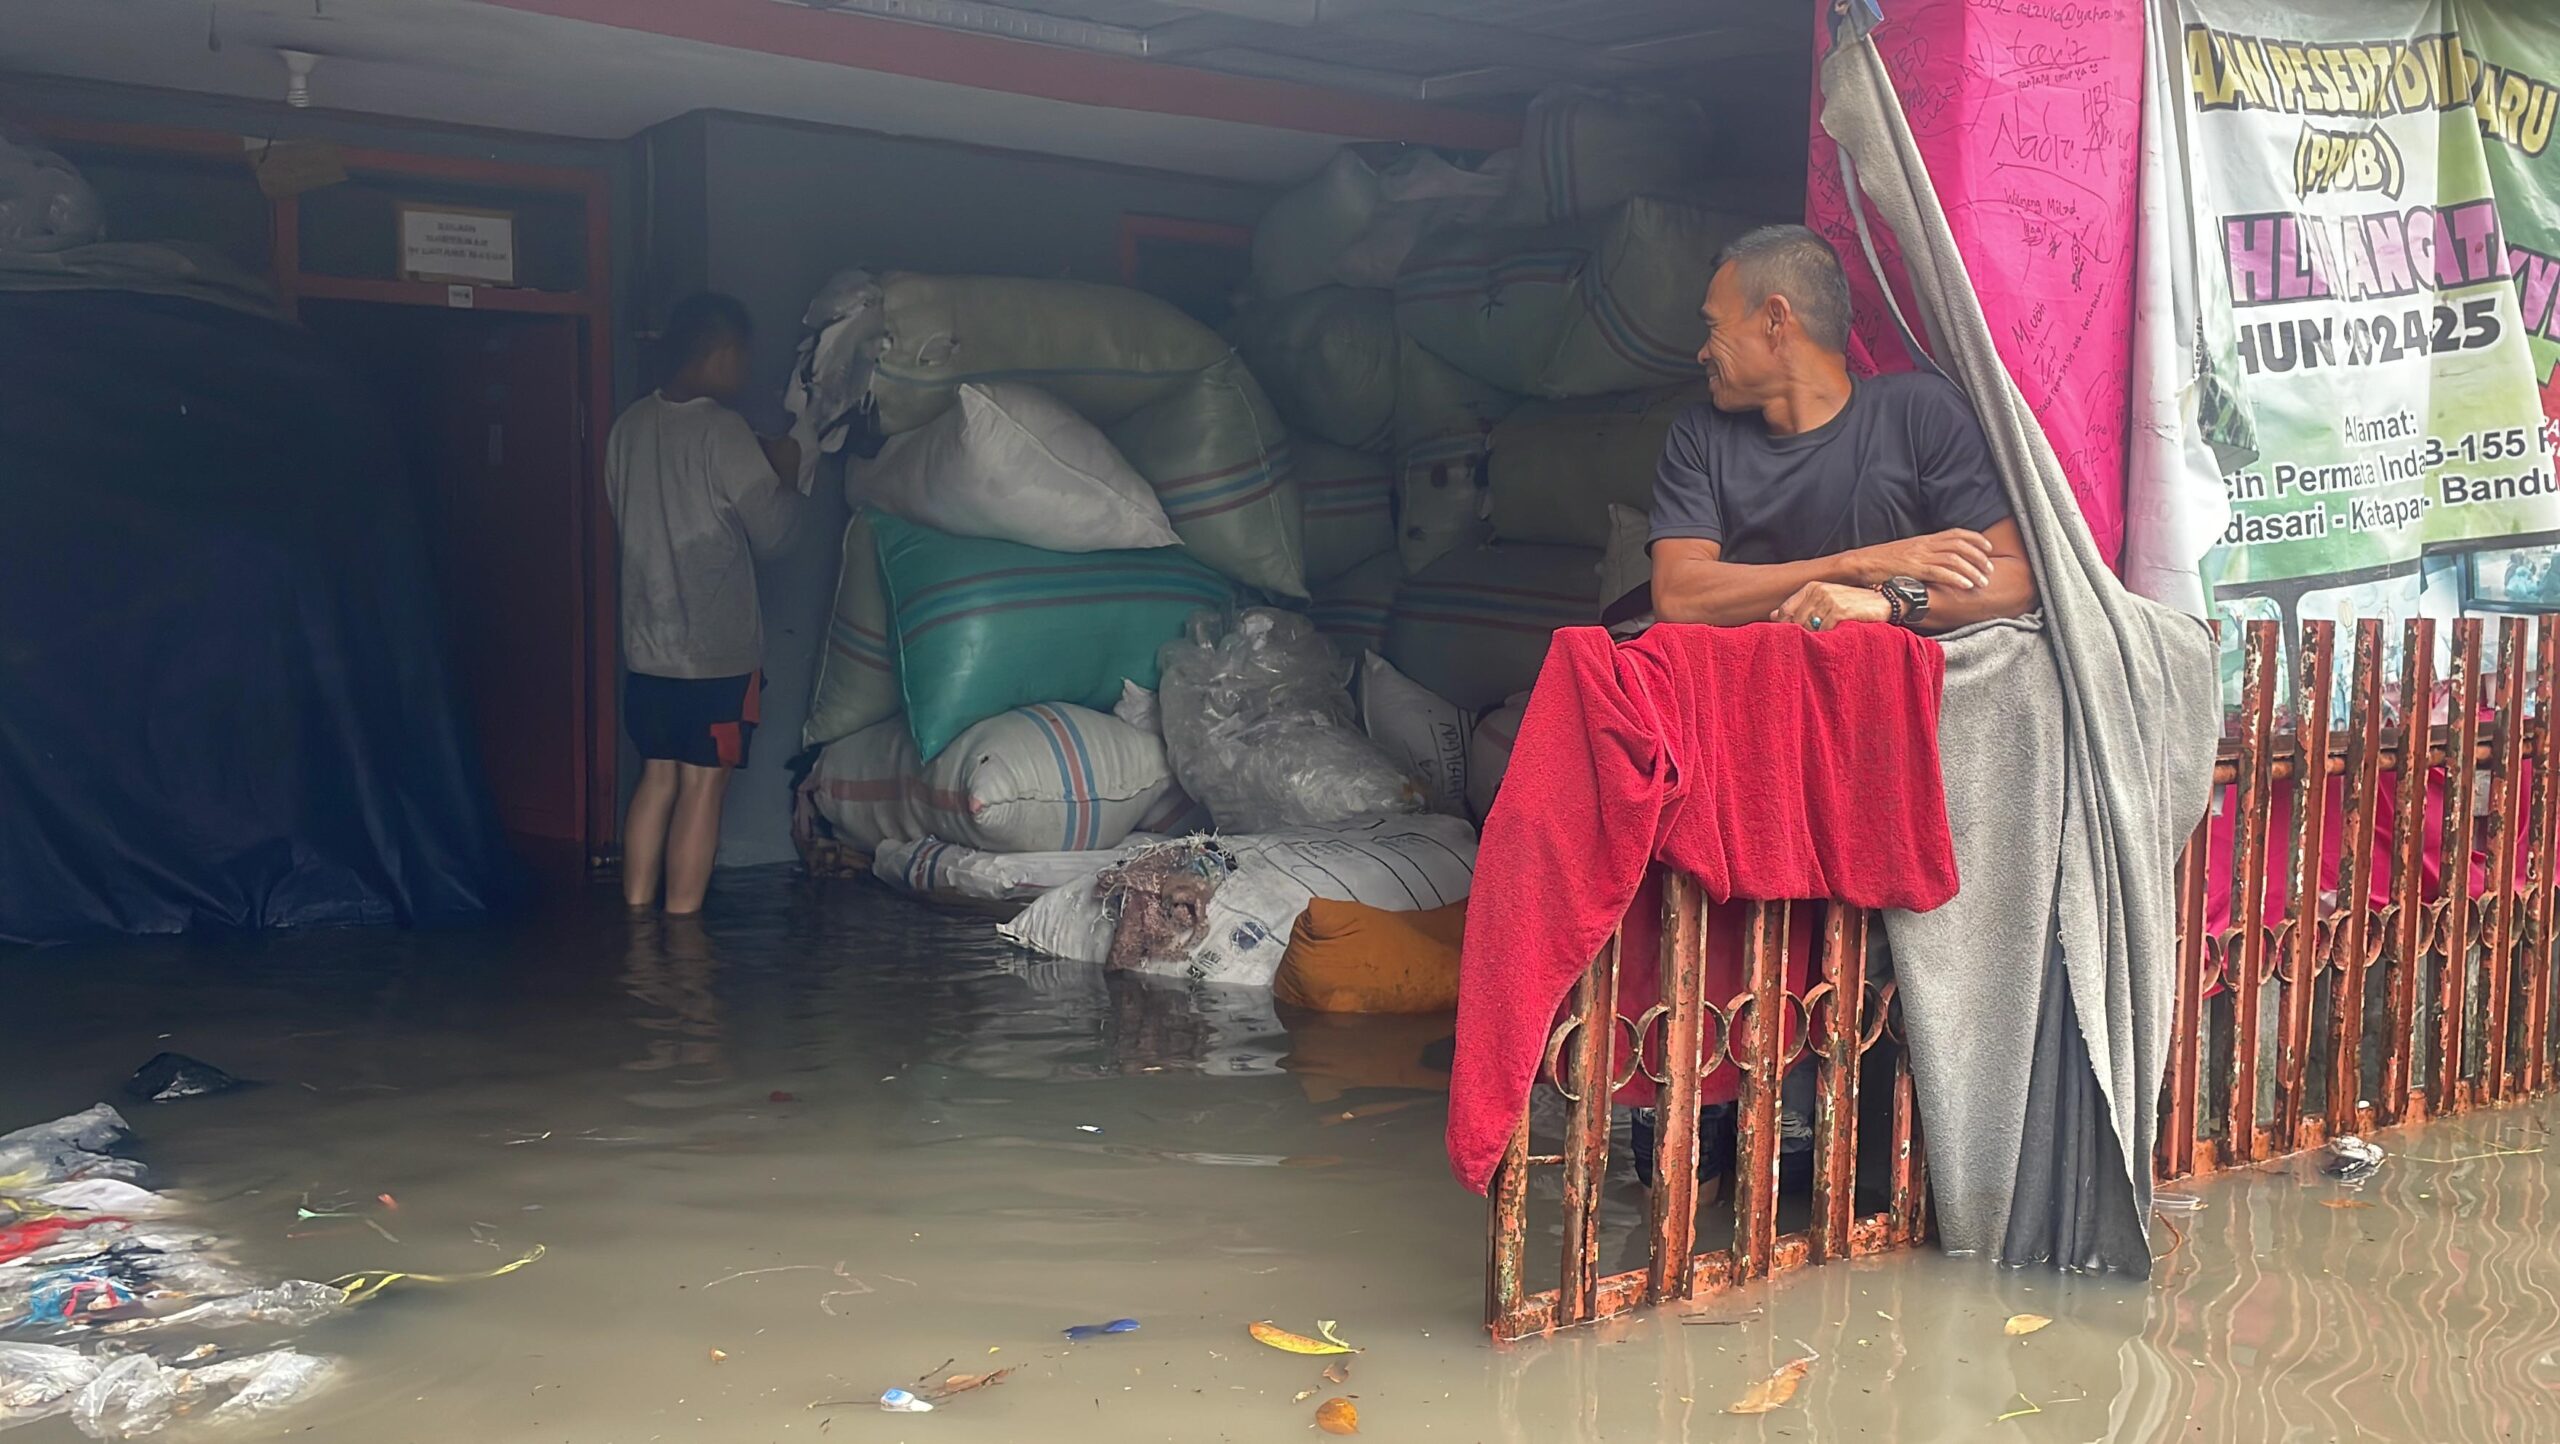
1843,529,1995,591
1772,582,1889,632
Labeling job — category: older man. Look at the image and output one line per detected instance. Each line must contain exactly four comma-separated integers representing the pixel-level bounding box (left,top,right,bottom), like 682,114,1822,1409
1649,224,2037,633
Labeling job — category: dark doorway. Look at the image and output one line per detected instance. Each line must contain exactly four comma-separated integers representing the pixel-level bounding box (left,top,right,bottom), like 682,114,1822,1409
304,301,592,867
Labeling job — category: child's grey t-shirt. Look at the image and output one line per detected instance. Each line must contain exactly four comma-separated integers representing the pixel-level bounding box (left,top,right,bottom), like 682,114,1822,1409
606,394,803,680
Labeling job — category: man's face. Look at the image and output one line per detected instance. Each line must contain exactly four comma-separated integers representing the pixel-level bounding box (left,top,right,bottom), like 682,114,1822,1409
1697,261,1778,413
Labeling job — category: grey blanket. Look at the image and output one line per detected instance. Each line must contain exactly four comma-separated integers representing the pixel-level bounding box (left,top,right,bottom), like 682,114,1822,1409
1824,32,2222,1267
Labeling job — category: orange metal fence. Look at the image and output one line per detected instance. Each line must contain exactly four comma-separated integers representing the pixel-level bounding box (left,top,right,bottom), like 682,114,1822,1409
1486,615,2560,1341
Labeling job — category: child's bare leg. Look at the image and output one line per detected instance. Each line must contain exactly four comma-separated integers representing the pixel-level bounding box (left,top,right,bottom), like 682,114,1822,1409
663,764,732,916
622,759,680,909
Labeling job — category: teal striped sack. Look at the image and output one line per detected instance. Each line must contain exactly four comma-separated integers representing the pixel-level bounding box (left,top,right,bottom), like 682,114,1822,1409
874,514,1237,759
1395,198,1753,400
1386,543,1600,711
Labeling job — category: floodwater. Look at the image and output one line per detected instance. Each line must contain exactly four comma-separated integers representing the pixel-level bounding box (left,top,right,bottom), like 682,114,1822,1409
11,867,2560,1444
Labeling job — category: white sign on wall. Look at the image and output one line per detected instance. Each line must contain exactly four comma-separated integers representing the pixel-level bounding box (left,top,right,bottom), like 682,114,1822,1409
398,204,516,286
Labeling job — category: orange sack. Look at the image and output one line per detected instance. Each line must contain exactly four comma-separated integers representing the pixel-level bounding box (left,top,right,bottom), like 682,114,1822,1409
1274,897,1467,1015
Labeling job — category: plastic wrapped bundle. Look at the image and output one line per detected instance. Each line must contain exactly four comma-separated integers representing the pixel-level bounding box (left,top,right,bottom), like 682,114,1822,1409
0,139,104,254
1155,609,1423,832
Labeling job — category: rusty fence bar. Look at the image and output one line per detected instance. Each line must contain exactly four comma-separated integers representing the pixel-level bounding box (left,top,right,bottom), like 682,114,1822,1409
1487,614,2560,1341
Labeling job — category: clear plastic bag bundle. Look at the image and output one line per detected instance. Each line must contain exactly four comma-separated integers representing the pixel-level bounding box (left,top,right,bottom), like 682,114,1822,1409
1156,608,1423,832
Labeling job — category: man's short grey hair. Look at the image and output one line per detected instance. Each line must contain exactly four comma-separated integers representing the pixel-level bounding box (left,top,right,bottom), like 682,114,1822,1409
1713,224,1853,354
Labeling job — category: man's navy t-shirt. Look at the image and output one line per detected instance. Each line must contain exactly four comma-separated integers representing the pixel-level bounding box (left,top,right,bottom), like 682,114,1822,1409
1648,372,2013,564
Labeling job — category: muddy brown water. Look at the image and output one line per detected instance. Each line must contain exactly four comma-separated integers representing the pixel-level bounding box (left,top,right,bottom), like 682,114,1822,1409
11,868,2560,1443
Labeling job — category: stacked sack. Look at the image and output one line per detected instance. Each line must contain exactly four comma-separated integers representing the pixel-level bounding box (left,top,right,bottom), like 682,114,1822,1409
1236,85,1781,825
784,274,1481,993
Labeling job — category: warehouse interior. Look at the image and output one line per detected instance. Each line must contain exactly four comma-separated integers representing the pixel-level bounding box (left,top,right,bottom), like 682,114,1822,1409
3,0,1819,934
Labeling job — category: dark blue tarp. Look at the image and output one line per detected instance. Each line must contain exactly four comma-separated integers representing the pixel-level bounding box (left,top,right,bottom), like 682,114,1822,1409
0,290,521,945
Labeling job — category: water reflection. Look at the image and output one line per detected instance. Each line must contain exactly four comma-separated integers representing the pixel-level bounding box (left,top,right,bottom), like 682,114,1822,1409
620,915,728,1082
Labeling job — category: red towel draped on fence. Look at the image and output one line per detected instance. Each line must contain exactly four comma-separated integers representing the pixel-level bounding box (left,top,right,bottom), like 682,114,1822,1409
1447,623,1962,1194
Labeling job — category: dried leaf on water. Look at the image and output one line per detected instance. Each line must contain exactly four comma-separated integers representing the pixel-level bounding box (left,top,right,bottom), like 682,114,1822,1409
1249,1320,1360,1355
1322,1360,1351,1385
2320,1199,2376,1211
923,1368,1015,1401
1726,1357,1814,1415
2004,1314,2052,1337
1320,1101,1422,1127
1315,1397,1360,1435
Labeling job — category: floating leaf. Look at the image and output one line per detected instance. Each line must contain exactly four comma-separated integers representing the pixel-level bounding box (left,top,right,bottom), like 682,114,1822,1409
2320,1199,2375,1211
1249,1320,1360,1355
1315,1397,1360,1435
923,1368,1015,1401
1323,1360,1351,1385
2004,1314,2052,1337
1727,1357,1814,1415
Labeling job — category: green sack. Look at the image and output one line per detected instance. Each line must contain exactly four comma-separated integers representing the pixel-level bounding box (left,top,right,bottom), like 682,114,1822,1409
868,272,1233,435
1231,287,1398,453
1292,438,1394,588
1105,355,1306,599
873,514,1237,760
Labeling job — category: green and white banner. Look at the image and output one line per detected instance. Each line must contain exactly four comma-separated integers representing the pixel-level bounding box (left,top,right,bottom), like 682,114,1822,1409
2165,0,2560,614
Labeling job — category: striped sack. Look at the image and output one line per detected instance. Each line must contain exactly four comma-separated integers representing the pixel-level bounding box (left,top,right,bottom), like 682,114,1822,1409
865,272,1232,434
1107,355,1306,598
1514,86,1708,224
1231,286,1397,453
1386,543,1601,711
808,705,1201,855
802,511,898,749
1309,551,1400,664
874,514,1237,760
1395,197,1756,399
1485,386,1690,550
1293,438,1395,587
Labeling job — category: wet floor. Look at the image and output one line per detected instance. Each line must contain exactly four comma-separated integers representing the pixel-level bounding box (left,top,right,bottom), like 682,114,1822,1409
11,867,2560,1444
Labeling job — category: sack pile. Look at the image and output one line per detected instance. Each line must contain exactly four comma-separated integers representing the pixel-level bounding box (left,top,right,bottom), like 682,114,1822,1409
1242,85,1778,823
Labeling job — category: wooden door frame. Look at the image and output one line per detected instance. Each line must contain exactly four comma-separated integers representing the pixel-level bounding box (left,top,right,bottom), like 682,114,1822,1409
23,115,622,863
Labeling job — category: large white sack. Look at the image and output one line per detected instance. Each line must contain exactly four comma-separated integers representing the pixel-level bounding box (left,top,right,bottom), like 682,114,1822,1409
1358,651,1470,816
1106,356,1307,598
865,272,1230,434
1394,336,1514,572
1386,542,1600,711
1308,551,1400,664
1253,149,1384,301
1232,287,1398,453
807,706,1192,854
1000,814,1480,986
802,511,898,749
1293,439,1395,587
873,837,1137,906
1466,693,1531,823
849,382,1176,552
1396,198,1756,399
805,717,926,853
1486,387,1689,549
1511,86,1710,224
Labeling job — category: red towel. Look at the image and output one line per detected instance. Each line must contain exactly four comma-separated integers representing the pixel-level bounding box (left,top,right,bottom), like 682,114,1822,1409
1447,623,1960,1193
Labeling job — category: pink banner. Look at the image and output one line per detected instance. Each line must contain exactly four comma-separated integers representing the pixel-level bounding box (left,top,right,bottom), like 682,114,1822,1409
1805,0,2145,567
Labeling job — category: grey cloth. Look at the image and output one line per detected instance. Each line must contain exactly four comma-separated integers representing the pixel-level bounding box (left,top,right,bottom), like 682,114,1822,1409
1825,32,2222,1267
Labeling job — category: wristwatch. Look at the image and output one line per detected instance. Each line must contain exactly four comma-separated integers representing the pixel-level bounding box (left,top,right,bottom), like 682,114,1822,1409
1878,576,1929,629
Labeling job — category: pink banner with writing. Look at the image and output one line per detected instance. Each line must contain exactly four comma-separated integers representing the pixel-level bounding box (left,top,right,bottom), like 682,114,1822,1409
1806,0,2146,568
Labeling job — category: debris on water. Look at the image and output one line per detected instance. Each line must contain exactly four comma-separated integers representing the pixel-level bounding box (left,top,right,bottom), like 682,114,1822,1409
327,1243,545,1304
1076,1125,1103,1134
2004,1314,2052,1337
1726,1355,1815,1415
709,1349,728,1363
2323,1135,2385,1180
1319,1100,1422,1127
1323,1360,1351,1385
1995,1393,2043,1422
2320,1199,2376,1210
878,1388,934,1413
1063,1318,1141,1341
124,1053,247,1102
1315,1396,1360,1434
921,1367,1014,1401
769,1091,798,1103
1249,1320,1358,1355
1294,1389,1317,1403
2151,1192,2206,1212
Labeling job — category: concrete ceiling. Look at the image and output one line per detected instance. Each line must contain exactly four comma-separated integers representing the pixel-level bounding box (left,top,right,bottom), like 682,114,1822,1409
0,0,1803,182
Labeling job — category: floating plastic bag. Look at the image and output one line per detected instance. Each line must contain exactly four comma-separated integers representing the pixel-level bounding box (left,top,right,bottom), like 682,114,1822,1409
1156,609,1422,833
29,1180,177,1218
0,1342,98,1427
